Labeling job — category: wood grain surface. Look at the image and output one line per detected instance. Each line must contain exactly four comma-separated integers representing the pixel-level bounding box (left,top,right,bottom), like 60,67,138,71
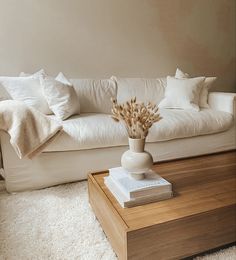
89,151,236,260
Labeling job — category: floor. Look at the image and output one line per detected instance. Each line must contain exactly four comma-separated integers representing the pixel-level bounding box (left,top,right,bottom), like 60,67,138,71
0,180,235,260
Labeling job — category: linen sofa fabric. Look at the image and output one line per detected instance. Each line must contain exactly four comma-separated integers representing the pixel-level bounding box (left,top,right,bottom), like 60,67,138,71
208,92,236,117
41,73,80,120
2,127,235,192
1,81,235,192
70,78,117,114
44,108,233,152
113,77,166,105
175,68,217,108
0,76,52,114
159,76,205,111
0,73,231,153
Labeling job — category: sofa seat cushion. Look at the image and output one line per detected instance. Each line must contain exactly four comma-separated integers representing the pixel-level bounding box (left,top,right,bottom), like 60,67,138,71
44,109,233,152
148,109,233,142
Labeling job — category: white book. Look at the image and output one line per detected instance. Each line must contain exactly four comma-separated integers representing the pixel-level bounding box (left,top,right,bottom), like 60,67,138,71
109,167,172,199
104,176,173,208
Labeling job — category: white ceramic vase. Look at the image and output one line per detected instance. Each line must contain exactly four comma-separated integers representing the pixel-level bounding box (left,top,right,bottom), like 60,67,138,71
121,138,153,180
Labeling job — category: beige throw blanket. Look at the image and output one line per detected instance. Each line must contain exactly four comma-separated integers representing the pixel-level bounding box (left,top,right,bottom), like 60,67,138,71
0,100,62,159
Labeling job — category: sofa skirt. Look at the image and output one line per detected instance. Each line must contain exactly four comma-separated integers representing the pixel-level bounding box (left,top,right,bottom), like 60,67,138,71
1,126,235,192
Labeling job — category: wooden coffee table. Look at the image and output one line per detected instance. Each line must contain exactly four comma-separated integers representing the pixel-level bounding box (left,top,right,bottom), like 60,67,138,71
88,151,236,260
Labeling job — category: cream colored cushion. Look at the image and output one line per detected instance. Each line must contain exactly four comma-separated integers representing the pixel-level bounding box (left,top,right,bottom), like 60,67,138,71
44,108,233,152
175,68,216,108
175,68,189,79
113,77,166,104
70,78,117,113
0,81,11,101
41,73,80,120
56,72,72,85
159,76,205,111
0,72,36,101
0,76,52,114
19,69,46,78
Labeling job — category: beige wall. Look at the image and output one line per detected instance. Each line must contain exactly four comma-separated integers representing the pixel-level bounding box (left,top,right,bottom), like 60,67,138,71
0,0,235,92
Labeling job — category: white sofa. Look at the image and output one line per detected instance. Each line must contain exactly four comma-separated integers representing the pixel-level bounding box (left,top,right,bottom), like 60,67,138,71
0,77,235,192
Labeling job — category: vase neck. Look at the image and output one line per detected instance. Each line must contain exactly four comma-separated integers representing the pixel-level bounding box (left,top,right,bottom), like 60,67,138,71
128,138,145,153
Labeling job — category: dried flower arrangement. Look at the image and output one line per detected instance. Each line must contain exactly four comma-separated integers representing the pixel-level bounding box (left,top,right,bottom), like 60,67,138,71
111,97,162,139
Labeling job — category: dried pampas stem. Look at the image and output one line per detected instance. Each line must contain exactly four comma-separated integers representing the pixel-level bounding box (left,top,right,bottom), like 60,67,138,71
111,97,162,139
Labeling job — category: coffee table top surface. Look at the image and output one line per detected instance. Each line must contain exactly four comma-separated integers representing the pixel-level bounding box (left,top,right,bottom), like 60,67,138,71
89,151,236,230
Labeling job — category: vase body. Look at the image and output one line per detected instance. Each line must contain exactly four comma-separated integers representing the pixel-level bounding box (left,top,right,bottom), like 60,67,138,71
121,138,153,180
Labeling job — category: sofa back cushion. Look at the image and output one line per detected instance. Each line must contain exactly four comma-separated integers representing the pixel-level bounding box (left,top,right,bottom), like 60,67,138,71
70,78,117,114
113,77,166,105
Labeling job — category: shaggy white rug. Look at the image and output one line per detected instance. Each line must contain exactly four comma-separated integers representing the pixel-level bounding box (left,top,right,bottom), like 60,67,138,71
0,181,235,260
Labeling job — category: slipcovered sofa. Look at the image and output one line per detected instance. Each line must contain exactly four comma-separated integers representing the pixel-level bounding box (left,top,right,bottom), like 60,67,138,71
0,76,235,192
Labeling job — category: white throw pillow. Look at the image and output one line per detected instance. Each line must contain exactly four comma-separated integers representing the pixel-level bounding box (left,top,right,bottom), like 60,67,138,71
19,69,46,78
175,68,216,108
0,76,52,114
70,78,117,114
112,76,166,104
0,82,11,101
159,76,205,111
41,73,80,120
175,68,189,79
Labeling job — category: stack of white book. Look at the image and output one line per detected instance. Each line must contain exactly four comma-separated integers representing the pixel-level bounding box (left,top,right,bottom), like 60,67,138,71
104,167,173,208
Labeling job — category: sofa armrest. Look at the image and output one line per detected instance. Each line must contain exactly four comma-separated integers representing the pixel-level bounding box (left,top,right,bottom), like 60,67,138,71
208,92,236,118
